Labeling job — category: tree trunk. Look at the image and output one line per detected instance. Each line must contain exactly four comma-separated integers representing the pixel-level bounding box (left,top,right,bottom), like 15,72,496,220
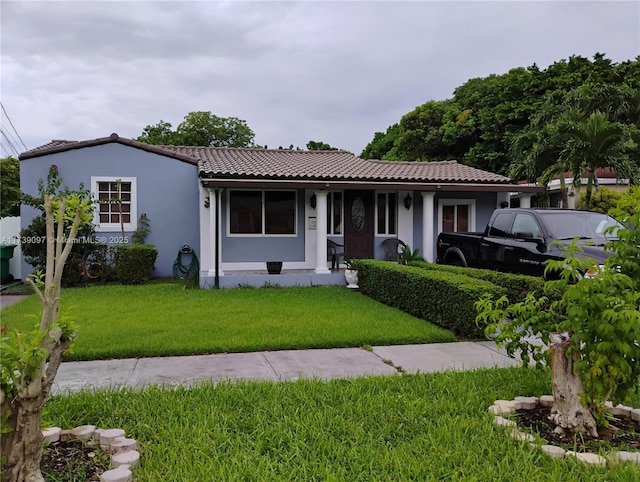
583,171,594,210
559,176,568,209
548,332,598,437
1,395,46,482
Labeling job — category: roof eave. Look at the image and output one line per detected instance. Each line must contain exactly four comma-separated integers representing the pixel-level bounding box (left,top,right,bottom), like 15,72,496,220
200,177,541,192
19,133,198,165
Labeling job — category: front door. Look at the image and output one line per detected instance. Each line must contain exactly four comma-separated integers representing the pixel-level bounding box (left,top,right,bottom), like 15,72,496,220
344,190,374,259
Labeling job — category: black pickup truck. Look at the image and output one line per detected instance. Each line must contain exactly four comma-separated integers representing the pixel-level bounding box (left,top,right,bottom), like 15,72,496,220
436,208,620,277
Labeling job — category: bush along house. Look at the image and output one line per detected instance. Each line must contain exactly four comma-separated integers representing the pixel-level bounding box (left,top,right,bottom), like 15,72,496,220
19,133,539,288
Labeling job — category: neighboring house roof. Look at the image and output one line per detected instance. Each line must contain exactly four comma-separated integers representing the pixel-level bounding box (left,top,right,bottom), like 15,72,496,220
20,133,539,191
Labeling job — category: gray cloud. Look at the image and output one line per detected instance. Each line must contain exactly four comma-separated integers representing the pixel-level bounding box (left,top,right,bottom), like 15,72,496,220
1,0,638,157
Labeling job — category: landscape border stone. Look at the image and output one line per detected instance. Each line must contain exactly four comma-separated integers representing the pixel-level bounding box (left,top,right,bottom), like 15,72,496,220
489,395,640,467
41,424,140,481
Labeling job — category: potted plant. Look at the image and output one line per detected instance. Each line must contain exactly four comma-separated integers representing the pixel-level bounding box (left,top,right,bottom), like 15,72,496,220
344,258,359,289
266,261,283,274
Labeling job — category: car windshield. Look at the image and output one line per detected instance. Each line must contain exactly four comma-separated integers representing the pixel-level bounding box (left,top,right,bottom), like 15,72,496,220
539,211,621,240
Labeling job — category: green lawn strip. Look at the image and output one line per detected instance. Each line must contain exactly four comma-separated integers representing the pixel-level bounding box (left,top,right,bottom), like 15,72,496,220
45,367,639,481
2,284,456,360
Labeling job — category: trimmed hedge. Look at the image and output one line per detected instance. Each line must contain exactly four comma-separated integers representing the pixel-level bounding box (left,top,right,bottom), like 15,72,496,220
408,261,564,303
115,244,158,285
353,260,505,338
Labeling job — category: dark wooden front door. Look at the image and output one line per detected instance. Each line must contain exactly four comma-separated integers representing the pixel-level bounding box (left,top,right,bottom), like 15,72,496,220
344,190,374,259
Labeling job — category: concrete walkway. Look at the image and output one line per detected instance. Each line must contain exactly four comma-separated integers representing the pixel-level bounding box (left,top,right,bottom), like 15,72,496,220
52,342,521,395
2,293,524,395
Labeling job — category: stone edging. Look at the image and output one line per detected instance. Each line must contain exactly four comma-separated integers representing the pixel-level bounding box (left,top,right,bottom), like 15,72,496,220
489,396,640,467
42,425,139,482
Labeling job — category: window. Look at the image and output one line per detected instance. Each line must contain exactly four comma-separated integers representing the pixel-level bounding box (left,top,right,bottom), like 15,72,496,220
488,212,514,238
326,192,343,235
229,190,296,236
376,192,397,235
511,213,540,239
438,199,476,233
91,177,137,232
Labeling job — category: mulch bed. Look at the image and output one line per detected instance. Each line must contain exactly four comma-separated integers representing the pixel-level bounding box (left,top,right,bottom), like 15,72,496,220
514,406,640,452
42,440,110,482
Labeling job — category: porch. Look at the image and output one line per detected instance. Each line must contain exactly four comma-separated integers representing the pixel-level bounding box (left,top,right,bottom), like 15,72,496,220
200,269,348,289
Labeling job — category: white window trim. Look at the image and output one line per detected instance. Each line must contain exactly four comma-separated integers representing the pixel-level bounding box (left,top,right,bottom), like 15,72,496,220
91,176,138,233
437,199,476,233
327,191,344,236
375,191,398,236
227,189,298,237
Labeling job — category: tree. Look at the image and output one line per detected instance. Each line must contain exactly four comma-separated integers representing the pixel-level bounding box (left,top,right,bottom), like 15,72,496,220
136,120,180,145
20,167,101,285
136,111,255,147
555,109,638,209
477,189,640,436
360,54,639,175
1,156,20,217
1,171,94,481
306,140,338,151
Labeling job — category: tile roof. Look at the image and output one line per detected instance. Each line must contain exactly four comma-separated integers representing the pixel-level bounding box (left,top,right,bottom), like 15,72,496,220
162,146,512,184
20,133,513,184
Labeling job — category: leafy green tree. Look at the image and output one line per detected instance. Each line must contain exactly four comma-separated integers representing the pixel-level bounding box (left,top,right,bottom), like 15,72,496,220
1,156,20,217
1,175,94,481
360,124,401,160
137,111,255,147
306,140,339,151
361,54,639,177
136,120,180,145
477,189,640,436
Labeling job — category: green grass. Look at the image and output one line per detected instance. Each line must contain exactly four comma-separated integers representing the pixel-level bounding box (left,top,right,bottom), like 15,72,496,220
1,284,457,360
44,367,640,481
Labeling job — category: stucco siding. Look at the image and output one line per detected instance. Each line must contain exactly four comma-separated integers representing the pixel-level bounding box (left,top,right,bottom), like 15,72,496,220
20,143,199,279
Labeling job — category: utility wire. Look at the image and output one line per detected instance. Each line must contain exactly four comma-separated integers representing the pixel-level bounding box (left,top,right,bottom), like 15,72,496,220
0,121,20,147
0,101,28,151
1,129,21,157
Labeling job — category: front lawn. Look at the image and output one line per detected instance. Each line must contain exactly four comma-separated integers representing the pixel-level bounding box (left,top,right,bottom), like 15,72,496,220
2,284,457,360
45,367,640,481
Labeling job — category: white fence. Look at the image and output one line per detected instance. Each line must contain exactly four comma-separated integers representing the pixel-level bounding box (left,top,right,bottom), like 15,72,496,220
0,216,22,281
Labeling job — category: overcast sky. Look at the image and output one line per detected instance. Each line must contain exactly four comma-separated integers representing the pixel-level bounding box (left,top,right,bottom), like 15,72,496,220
1,0,639,158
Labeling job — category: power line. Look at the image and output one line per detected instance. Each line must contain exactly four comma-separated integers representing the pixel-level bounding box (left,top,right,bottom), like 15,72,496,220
0,102,28,151
1,129,21,157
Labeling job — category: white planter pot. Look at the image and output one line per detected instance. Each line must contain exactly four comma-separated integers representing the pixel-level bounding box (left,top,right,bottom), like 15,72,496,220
344,269,359,289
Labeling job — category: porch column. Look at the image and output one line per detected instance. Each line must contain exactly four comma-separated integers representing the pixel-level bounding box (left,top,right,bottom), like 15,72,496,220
314,191,330,274
421,192,435,263
199,185,212,277
208,188,224,277
519,193,532,208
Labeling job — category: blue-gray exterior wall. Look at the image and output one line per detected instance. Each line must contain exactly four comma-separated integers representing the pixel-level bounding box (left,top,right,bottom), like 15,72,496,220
19,143,199,279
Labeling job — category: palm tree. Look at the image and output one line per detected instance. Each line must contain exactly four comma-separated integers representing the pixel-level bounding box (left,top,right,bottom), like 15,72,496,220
556,110,638,209
510,124,570,208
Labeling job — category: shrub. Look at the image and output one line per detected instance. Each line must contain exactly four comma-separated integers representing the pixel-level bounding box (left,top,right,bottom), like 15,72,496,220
576,186,622,214
408,260,564,303
115,244,158,284
354,260,505,338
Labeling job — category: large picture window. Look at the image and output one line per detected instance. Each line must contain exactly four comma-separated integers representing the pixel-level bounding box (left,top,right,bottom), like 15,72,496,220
326,192,343,235
376,192,397,235
438,199,476,233
229,190,296,235
91,177,137,232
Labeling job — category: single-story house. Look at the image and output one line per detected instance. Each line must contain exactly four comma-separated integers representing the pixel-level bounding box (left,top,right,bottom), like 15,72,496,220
19,133,539,288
